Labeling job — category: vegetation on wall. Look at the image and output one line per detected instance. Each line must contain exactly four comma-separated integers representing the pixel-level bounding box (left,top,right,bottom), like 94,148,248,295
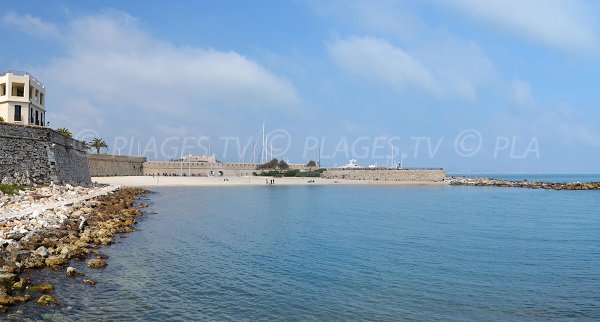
56,128,72,138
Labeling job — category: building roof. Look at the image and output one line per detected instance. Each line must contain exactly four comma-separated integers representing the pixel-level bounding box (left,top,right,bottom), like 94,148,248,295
0,70,44,88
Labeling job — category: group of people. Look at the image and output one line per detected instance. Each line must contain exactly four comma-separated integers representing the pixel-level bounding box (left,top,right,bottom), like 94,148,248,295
266,179,275,185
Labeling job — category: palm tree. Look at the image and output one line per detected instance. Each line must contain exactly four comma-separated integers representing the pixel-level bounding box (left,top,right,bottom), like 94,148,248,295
0,116,5,123
56,128,72,138
89,138,109,154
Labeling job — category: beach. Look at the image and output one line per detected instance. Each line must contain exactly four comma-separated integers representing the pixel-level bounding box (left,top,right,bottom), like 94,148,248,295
91,176,447,187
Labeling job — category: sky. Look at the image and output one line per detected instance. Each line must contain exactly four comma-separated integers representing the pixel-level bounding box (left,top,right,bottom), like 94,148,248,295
2,0,600,173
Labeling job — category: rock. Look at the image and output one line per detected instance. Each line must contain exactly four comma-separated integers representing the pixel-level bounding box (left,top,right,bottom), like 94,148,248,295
28,282,54,293
13,294,31,303
0,295,15,306
5,232,25,241
91,251,109,259
82,279,96,285
23,253,45,269
0,273,16,284
45,255,68,268
87,259,107,269
12,277,30,291
36,294,58,306
66,266,84,277
34,246,49,258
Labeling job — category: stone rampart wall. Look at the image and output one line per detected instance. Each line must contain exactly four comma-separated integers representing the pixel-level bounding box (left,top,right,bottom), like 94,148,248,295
0,123,90,185
88,154,146,177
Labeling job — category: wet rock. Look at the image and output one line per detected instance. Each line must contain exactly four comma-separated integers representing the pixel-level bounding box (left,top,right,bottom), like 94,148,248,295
0,273,16,284
91,250,109,259
36,294,58,306
45,256,68,268
87,259,107,269
12,294,31,303
0,295,15,306
82,279,96,285
28,282,54,293
66,267,84,277
12,277,30,291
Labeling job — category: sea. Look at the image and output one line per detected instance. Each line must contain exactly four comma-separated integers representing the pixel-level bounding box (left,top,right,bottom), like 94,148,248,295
8,174,600,321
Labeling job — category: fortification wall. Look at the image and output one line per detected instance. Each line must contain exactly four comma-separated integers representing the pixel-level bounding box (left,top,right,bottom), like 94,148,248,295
88,154,146,177
143,161,256,177
0,123,90,185
321,169,447,182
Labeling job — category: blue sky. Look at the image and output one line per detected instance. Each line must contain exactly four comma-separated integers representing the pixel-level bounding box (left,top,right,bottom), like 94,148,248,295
2,0,600,173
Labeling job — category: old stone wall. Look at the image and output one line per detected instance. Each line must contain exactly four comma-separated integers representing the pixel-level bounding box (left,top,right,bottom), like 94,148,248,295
88,154,146,177
321,169,447,182
0,123,91,185
143,161,257,177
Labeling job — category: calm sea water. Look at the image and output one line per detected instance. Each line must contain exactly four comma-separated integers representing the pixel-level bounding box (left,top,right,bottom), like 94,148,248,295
10,178,600,321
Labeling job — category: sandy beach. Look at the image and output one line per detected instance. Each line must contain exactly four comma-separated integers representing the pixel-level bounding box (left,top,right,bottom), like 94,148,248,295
92,176,447,187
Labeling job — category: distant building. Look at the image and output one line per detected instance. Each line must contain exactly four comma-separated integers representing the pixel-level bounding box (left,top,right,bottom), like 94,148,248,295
181,154,219,163
0,70,46,126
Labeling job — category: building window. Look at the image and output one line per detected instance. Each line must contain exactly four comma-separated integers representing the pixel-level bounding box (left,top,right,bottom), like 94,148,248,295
40,93,44,105
14,105,22,122
12,83,25,97
30,107,34,123
35,110,39,125
0,83,5,96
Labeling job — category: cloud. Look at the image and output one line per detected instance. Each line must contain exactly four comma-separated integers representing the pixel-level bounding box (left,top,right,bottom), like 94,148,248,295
327,36,494,100
3,12,298,134
2,12,61,39
327,37,438,95
439,0,600,53
509,80,535,108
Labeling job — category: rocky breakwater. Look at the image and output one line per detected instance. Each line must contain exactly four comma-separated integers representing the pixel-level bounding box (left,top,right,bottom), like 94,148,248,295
447,177,600,190
0,184,149,313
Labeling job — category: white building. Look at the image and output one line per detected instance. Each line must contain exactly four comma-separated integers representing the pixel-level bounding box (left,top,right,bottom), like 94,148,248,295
0,70,46,126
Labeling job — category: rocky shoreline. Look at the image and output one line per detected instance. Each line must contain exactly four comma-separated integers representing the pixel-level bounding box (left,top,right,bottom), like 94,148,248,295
446,177,600,190
0,184,149,313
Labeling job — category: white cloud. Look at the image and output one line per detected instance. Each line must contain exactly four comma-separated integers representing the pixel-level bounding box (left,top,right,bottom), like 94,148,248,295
439,0,600,53
509,80,535,108
327,36,494,100
2,12,61,39
327,37,438,95
3,12,298,133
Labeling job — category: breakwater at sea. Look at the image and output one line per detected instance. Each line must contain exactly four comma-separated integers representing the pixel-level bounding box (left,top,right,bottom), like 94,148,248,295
448,176,600,190
0,185,147,313
322,168,447,182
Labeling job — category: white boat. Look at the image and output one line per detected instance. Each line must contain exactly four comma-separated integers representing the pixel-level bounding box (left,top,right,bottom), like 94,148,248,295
340,159,362,169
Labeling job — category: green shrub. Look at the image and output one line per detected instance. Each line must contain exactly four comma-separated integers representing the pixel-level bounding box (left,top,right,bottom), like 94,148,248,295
0,184,30,195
